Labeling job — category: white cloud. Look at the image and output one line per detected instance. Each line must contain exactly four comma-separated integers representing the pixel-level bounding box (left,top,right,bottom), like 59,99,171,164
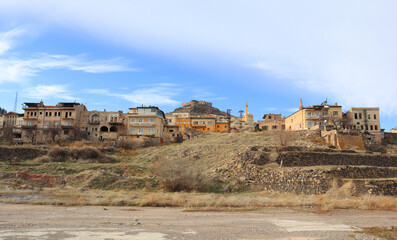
0,27,25,55
23,84,76,101
0,1,397,115
0,27,136,84
86,85,180,106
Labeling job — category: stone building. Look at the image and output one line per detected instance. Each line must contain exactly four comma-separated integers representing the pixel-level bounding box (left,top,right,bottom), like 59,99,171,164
80,110,126,141
125,106,166,139
285,99,343,131
21,102,87,144
257,113,285,130
344,107,381,143
242,102,254,123
171,115,230,134
0,112,24,143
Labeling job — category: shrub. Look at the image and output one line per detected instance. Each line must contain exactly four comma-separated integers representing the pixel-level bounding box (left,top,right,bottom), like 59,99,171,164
48,147,69,162
150,158,212,192
116,139,140,150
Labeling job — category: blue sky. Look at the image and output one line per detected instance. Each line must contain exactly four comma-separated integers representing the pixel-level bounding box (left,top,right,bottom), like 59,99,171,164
0,1,396,130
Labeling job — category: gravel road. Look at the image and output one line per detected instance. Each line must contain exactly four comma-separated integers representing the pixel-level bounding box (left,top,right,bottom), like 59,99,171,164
0,203,395,239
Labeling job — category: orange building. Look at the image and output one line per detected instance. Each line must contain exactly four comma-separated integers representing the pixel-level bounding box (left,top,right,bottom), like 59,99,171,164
174,116,229,134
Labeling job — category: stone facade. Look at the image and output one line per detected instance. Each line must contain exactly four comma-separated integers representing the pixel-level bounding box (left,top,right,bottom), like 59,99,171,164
126,106,166,139
285,99,342,131
257,113,285,131
344,107,381,143
80,110,127,141
21,102,87,144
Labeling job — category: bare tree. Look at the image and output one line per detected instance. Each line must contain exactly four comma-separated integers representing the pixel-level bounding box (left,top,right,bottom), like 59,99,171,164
1,126,14,143
25,129,37,144
48,127,62,143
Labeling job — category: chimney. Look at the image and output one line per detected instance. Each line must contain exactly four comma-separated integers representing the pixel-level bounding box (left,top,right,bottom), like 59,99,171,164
299,99,303,110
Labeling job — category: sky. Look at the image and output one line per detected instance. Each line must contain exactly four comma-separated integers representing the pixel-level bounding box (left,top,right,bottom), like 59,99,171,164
0,1,396,130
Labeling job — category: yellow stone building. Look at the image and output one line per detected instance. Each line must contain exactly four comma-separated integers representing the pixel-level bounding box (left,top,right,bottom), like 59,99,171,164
285,99,342,131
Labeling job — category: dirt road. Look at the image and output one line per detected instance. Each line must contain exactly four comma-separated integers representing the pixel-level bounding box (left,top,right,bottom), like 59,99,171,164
0,203,395,239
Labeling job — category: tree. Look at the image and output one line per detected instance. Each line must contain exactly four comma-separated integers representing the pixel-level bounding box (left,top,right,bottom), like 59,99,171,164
48,127,62,143
25,129,37,144
0,107,7,115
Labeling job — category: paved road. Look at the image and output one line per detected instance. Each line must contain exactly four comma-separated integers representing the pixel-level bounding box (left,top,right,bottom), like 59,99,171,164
0,203,395,239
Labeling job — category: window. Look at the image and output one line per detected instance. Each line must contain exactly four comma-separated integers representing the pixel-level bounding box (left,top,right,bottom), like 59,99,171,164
129,128,136,133
291,119,293,123
54,121,60,126
200,121,205,125
149,118,155,122
130,118,136,123
375,125,378,130
269,116,272,119
333,111,338,116
307,122,314,127
359,113,362,119
138,118,144,123
272,125,277,129
45,121,50,126
187,121,190,124
322,112,327,117
45,112,48,116
306,112,312,117
368,114,371,119
225,125,228,128
64,130,69,135
193,121,198,125
65,121,72,126
168,119,172,123
27,121,33,126
361,125,363,130
208,121,213,125
151,109,156,112
365,125,368,130
374,114,377,120
138,128,144,133
183,121,186,124
315,112,320,117
370,125,373,130
148,128,154,133
354,113,358,119
34,112,37,116
262,126,268,130
176,121,179,124
217,125,220,128
43,130,49,135
54,112,57,117
320,121,326,126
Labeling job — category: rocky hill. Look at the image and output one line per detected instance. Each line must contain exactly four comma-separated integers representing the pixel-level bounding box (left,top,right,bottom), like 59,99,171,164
170,100,229,116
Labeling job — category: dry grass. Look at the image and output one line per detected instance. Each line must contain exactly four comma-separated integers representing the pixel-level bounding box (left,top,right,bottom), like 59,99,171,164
0,186,396,212
357,226,397,240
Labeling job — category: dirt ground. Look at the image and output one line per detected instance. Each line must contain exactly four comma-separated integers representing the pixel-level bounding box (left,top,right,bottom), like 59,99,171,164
0,203,396,239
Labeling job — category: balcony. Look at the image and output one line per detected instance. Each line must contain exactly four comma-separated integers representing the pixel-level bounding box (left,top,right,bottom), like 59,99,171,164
89,120,100,125
306,115,328,120
61,125,73,129
22,125,37,129
192,123,206,126
109,120,123,125
129,122,156,127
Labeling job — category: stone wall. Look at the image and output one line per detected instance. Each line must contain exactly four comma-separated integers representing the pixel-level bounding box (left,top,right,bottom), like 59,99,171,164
277,152,397,167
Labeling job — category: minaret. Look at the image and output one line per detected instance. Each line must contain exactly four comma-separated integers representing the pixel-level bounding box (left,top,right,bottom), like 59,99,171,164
299,99,303,110
245,101,248,114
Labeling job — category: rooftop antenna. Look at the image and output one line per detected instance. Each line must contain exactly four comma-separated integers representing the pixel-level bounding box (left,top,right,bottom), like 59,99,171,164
13,91,18,112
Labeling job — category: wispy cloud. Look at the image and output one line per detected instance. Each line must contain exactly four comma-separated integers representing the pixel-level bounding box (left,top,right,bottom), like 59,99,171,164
0,27,25,56
23,84,77,101
0,27,136,84
86,85,181,106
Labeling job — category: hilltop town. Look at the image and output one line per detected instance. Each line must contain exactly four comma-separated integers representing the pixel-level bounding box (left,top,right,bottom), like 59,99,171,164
0,98,395,147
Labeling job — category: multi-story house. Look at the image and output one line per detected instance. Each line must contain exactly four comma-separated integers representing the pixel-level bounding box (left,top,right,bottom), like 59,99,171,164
80,110,126,141
21,101,87,144
126,106,166,139
285,99,343,131
257,113,285,131
0,112,24,143
344,107,381,143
